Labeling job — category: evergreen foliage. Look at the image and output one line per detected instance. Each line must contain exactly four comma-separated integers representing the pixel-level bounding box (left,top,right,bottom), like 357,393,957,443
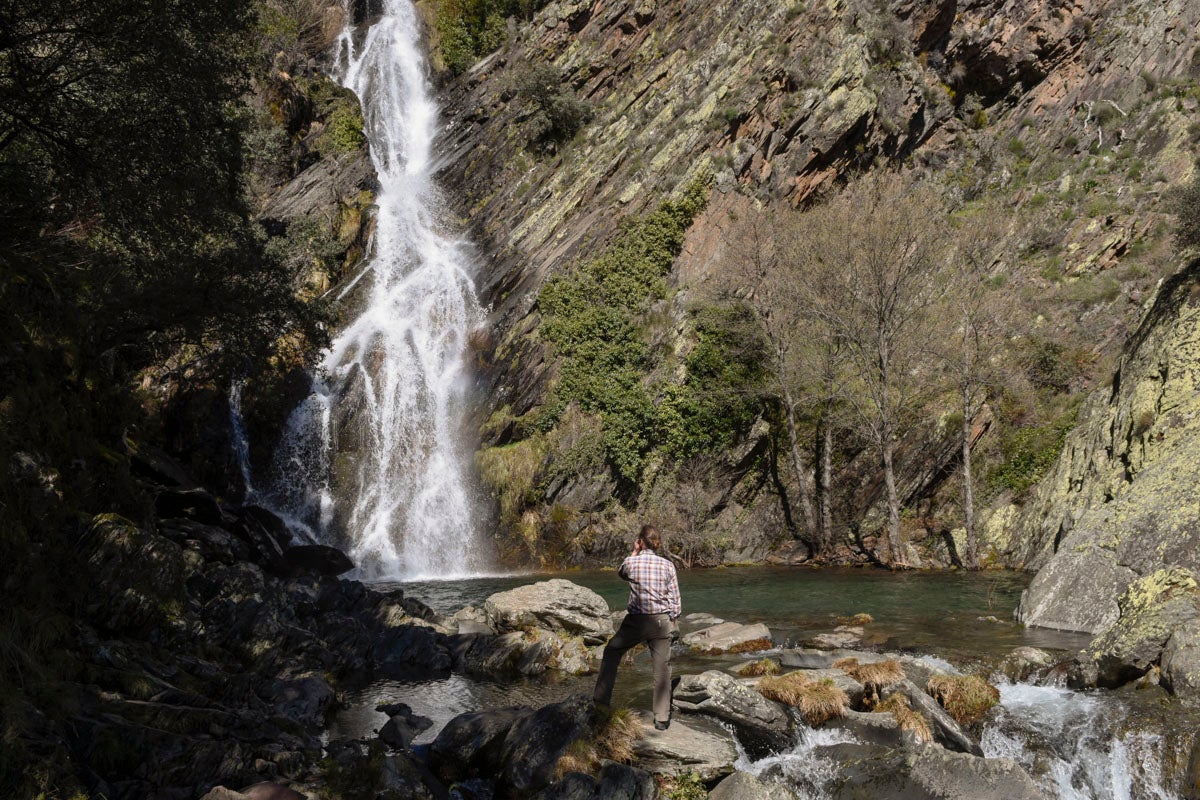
434,0,550,73
537,177,717,485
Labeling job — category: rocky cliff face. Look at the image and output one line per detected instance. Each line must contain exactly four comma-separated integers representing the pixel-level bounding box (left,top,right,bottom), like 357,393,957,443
1011,258,1200,697
423,0,1200,566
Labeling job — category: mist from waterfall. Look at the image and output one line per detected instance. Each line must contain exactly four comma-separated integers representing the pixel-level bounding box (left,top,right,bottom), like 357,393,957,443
258,0,491,580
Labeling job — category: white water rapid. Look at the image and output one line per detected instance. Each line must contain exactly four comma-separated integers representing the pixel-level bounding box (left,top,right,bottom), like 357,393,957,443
733,679,1179,799
258,0,490,580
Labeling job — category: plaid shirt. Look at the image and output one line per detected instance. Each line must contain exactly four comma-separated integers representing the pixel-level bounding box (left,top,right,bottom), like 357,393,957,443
619,550,681,619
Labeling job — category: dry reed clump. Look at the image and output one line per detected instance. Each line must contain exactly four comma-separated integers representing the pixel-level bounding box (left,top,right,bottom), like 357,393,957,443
835,613,875,626
706,637,774,656
736,658,782,677
833,657,905,691
874,693,933,744
926,674,1000,726
555,706,641,778
756,673,848,726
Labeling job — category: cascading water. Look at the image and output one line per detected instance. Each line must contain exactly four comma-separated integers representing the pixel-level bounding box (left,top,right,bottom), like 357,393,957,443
257,0,491,579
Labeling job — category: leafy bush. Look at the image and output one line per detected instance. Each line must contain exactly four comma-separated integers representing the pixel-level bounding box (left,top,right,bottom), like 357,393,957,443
537,177,710,484
316,103,366,155
434,0,550,73
512,63,593,145
987,407,1078,498
1170,170,1200,250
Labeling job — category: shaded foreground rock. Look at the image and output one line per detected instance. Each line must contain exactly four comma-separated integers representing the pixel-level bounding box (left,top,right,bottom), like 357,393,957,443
430,706,533,783
628,710,738,781
534,762,657,800
682,621,772,654
829,744,1046,800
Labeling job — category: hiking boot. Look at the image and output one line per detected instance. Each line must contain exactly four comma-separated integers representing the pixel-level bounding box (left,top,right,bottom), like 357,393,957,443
654,720,670,731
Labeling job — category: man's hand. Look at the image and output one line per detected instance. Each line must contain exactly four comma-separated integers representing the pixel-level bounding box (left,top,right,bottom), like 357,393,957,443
669,619,680,644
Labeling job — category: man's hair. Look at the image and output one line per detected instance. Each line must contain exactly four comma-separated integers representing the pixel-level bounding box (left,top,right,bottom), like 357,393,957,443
637,524,662,552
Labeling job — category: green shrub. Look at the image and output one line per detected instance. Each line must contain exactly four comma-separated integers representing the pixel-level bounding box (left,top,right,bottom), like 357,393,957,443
434,0,550,73
1170,170,1200,250
512,63,593,145
537,178,711,484
988,406,1079,498
316,103,366,155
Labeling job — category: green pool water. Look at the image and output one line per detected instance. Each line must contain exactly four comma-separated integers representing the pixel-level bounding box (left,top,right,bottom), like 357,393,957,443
387,565,1089,664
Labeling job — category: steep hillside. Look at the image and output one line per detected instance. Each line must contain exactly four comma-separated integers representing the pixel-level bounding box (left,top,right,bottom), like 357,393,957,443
423,0,1200,567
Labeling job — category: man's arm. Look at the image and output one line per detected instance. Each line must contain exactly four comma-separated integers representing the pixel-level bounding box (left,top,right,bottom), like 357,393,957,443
618,556,634,582
667,565,681,619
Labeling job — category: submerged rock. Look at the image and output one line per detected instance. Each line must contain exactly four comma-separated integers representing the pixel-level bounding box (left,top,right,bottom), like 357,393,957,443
483,579,614,645
682,621,773,654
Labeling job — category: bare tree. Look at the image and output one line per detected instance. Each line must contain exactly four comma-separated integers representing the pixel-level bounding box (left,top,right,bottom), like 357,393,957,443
714,211,820,549
788,175,949,567
937,208,1011,569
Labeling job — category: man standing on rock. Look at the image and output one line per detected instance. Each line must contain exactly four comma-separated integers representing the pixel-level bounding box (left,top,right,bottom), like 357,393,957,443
593,524,681,730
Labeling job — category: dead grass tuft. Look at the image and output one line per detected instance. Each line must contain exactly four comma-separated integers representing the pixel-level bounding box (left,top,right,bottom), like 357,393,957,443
757,672,848,726
874,693,933,744
554,705,641,778
706,637,774,655
834,657,904,690
926,673,1000,726
736,658,782,677
836,613,875,626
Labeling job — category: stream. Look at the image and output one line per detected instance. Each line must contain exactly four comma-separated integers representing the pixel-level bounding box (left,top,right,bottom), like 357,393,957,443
328,567,1196,798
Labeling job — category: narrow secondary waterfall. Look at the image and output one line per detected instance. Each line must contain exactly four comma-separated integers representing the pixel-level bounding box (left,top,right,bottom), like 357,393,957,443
261,0,490,580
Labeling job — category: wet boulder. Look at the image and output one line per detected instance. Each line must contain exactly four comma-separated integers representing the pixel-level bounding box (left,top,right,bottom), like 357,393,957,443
673,670,791,754
829,744,1046,800
806,626,866,650
708,770,799,800
155,486,226,524
682,622,773,654
827,710,904,748
483,579,614,645
268,673,335,728
999,647,1055,684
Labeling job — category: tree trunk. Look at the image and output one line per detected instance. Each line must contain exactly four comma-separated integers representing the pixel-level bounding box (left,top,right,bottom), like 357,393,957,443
780,384,817,542
817,411,834,555
881,433,904,567
961,388,979,570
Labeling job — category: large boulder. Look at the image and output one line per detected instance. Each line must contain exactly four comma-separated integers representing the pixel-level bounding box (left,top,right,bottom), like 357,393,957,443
673,670,791,754
682,622,773,654
629,710,738,781
829,744,1046,800
1081,568,1200,687
484,580,614,645
282,544,355,577
827,710,904,748
998,647,1056,684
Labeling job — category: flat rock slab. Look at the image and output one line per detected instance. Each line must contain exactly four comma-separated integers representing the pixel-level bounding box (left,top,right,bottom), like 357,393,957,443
674,670,791,754
629,710,737,781
683,621,773,654
882,680,981,756
780,648,889,670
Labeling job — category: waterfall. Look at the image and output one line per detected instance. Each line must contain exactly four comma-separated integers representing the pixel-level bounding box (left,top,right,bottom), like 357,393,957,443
259,0,490,580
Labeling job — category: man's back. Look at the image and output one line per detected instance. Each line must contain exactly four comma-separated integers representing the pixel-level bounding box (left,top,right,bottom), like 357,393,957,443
619,550,681,618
